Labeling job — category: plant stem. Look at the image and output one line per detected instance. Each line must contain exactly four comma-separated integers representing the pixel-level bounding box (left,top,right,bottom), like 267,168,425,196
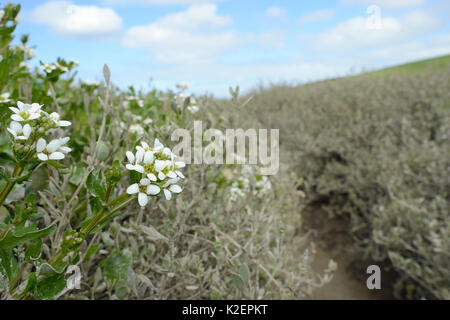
96,195,135,227
9,260,28,293
104,184,113,203
49,194,135,267
0,163,24,207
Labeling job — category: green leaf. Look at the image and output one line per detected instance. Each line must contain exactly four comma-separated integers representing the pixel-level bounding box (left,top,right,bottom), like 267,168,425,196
25,239,43,260
83,244,100,261
0,223,56,249
0,248,18,282
86,171,107,199
22,272,37,298
35,273,67,300
100,248,132,295
239,263,249,287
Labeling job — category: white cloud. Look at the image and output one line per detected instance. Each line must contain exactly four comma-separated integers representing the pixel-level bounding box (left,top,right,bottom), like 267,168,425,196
340,0,426,9
308,11,440,51
298,9,335,24
32,1,122,37
103,0,214,4
123,4,238,63
265,7,287,19
258,29,286,48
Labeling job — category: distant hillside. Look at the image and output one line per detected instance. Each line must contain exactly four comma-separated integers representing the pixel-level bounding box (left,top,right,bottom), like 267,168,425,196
371,54,450,75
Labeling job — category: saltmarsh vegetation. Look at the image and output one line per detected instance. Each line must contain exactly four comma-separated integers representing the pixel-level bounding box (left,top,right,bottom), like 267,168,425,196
222,61,450,299
0,3,326,299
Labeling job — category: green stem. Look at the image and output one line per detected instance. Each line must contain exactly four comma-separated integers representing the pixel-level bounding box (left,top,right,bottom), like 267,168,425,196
49,194,135,267
96,196,135,227
0,163,24,208
9,260,28,293
104,184,113,203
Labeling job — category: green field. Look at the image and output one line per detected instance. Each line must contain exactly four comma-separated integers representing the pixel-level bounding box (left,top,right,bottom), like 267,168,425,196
371,54,450,74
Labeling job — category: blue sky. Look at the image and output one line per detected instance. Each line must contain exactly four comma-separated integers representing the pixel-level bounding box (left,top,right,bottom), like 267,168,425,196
11,0,450,97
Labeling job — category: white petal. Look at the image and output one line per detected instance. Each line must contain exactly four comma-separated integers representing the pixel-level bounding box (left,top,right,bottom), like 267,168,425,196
134,165,145,173
7,128,17,137
147,184,160,195
144,151,154,164
175,161,186,168
49,152,65,160
49,112,60,120
59,146,72,154
126,184,139,194
126,151,135,163
36,138,47,152
176,171,185,178
141,141,149,149
162,147,171,156
140,178,150,186
60,137,70,144
136,149,144,163
28,113,41,120
37,153,48,161
58,120,71,127
22,124,31,137
154,138,164,151
167,171,177,179
10,121,22,132
9,107,20,114
169,185,182,194
158,172,166,180
138,193,148,207
154,160,166,172
11,114,24,122
126,164,135,171
47,139,61,152
164,178,180,187
17,101,25,110
163,189,172,200
147,173,157,181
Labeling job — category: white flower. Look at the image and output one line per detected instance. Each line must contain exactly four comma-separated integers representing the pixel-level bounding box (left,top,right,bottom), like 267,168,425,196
36,137,71,161
137,100,144,108
0,92,10,103
7,121,31,141
82,80,100,86
69,59,79,66
162,178,183,200
41,63,56,73
126,178,161,207
129,124,144,135
0,54,3,63
19,61,29,70
56,63,68,72
143,118,153,125
126,149,145,173
0,10,4,21
171,156,186,179
47,112,71,127
9,101,42,121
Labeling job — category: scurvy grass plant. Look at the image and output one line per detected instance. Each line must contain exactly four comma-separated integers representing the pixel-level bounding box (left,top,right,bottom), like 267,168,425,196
1,3,324,300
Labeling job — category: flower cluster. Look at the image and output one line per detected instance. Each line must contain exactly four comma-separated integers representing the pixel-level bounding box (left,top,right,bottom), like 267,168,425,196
41,62,68,73
229,165,272,203
125,139,186,206
7,101,72,162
